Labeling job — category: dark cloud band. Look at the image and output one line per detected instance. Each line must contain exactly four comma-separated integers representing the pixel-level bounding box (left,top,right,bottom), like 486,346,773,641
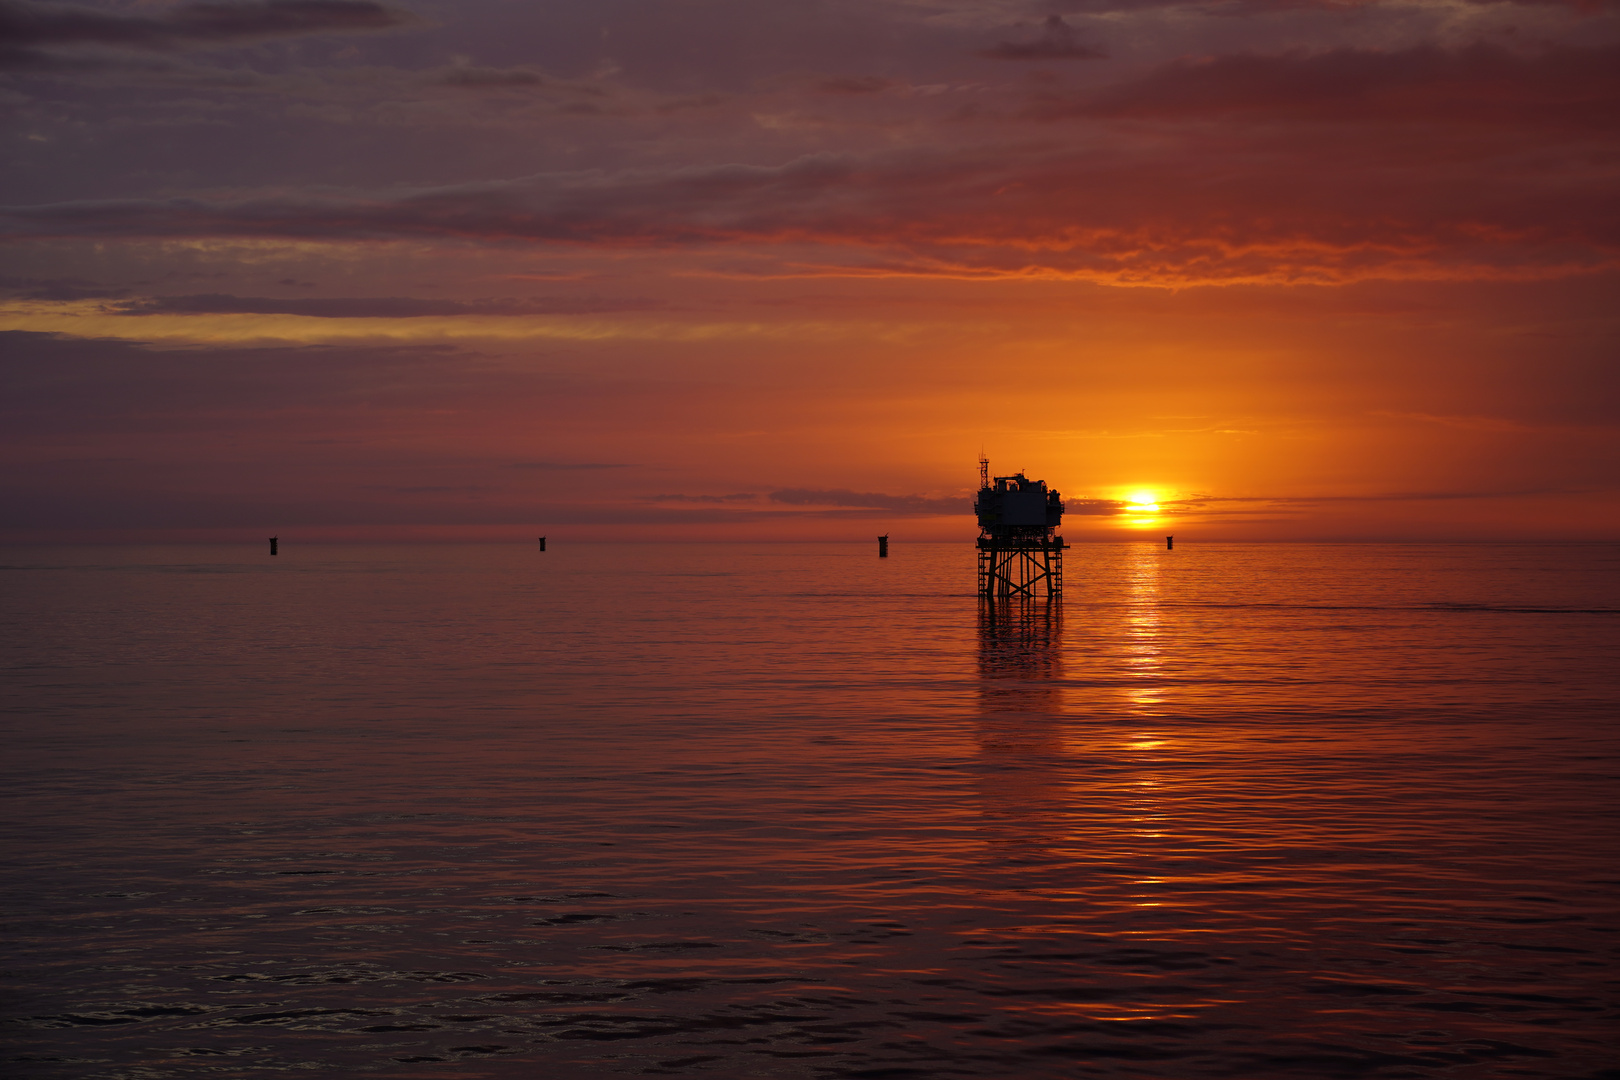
769,488,967,515
0,0,412,48
979,16,1104,61
0,0,414,68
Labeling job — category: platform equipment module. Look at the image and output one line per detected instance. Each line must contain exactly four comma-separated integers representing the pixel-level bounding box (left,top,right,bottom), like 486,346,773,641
975,456,1067,598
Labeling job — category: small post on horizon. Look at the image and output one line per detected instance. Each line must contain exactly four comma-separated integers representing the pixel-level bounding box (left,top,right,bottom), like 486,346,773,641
1166,535,1173,550
269,536,278,556
878,535,889,558
538,537,546,552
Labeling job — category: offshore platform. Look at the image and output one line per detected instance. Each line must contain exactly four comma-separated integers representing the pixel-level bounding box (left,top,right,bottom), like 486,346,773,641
975,456,1067,597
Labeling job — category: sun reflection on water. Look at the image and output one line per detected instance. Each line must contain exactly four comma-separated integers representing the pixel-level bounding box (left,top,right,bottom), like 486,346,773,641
1123,543,1166,711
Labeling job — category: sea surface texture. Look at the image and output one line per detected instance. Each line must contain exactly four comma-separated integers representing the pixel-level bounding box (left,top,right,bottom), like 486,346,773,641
2,542,1617,1080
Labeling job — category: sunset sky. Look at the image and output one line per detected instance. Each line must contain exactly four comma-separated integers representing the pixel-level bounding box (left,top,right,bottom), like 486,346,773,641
2,0,1616,542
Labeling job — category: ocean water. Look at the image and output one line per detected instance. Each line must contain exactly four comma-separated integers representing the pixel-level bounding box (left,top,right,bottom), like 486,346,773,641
2,541,1617,1080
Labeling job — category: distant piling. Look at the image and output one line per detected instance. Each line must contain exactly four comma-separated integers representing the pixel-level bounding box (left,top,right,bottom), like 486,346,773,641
269,536,278,556
538,536,546,552
878,535,889,558
1166,535,1174,550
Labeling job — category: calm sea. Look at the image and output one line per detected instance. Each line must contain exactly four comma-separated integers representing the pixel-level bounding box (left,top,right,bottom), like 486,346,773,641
2,542,1617,1080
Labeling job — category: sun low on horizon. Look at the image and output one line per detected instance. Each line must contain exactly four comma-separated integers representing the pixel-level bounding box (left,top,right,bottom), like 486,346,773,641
1126,490,1162,513
1114,489,1164,529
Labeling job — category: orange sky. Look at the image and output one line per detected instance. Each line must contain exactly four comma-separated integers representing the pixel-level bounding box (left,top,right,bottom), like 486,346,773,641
2,0,1616,542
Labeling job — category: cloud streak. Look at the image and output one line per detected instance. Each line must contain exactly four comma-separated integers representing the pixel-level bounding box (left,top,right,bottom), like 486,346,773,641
1069,43,1620,126
979,17,1105,61
0,0,412,48
769,488,969,515
112,294,657,318
760,490,1165,519
509,462,637,471
0,0,414,69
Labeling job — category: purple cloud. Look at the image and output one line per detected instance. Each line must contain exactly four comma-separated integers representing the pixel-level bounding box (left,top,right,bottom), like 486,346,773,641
0,0,414,52
979,17,1104,61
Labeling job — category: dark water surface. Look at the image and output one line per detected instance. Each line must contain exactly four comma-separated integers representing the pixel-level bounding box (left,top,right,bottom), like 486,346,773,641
3,542,1617,1079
